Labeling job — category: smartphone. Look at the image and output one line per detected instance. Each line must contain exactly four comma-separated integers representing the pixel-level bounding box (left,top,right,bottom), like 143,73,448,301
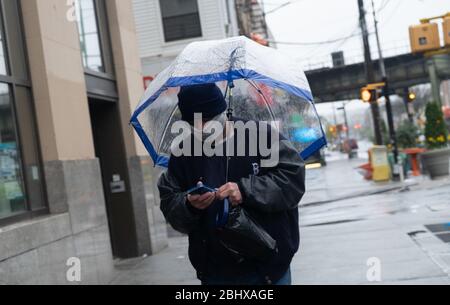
187,183,216,196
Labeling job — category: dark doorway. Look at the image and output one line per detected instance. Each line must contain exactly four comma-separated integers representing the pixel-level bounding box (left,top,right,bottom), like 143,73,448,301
88,98,138,258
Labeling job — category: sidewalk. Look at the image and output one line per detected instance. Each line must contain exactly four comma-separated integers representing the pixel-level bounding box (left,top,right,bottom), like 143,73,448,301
302,158,419,206
111,158,450,285
296,182,450,284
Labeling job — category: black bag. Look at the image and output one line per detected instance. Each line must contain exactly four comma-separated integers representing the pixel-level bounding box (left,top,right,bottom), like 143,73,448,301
216,205,278,262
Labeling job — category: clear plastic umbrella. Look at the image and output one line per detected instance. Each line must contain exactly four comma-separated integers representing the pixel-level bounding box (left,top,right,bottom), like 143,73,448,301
131,36,327,167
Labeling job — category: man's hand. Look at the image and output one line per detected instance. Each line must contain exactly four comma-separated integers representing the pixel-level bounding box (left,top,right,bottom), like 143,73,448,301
217,183,243,207
187,192,215,210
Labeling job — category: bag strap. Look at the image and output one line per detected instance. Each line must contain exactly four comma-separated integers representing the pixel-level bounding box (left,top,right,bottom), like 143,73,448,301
215,198,229,228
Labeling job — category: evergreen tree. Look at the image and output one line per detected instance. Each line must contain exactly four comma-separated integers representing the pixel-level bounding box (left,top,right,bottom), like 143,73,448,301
397,120,419,149
425,103,448,150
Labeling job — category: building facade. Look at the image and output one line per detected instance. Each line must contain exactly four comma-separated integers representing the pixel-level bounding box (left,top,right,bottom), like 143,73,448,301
0,0,167,284
235,0,276,46
132,0,239,79
235,0,266,38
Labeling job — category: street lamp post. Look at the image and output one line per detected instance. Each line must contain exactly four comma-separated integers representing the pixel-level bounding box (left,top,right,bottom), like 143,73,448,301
337,103,350,140
358,0,383,146
337,103,352,158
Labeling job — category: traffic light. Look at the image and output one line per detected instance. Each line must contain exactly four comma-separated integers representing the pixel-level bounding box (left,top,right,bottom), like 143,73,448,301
408,92,416,102
361,82,385,103
409,13,450,53
361,88,378,103
361,88,371,102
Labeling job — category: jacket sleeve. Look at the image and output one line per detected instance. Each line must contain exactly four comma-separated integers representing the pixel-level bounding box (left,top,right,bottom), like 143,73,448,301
238,138,306,213
158,169,201,235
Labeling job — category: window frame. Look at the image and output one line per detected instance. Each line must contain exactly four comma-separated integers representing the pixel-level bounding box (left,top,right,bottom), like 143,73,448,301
159,0,203,43
77,0,115,78
77,0,118,101
0,0,48,227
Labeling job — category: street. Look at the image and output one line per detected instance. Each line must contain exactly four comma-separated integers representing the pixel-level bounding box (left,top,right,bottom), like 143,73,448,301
111,156,450,285
1,0,450,287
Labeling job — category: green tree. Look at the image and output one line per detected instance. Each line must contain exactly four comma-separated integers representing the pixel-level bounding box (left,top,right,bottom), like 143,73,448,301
425,102,448,149
397,120,419,149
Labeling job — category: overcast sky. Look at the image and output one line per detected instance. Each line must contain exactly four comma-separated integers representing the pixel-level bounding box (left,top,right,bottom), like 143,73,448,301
263,0,450,122
265,0,448,66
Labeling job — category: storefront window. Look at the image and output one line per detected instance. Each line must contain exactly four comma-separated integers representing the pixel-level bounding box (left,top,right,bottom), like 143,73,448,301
0,0,47,224
76,0,105,72
0,83,26,219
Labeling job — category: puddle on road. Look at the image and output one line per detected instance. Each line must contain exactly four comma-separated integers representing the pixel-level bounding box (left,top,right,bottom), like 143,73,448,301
426,223,450,233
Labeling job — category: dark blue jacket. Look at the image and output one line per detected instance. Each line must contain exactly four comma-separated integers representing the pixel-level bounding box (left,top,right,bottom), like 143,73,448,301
158,120,305,284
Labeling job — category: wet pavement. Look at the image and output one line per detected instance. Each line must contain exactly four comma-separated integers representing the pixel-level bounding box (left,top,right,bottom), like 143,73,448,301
295,178,450,284
302,157,419,206
111,157,450,285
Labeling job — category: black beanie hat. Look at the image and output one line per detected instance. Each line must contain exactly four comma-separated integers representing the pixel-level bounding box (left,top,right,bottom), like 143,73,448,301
178,83,227,122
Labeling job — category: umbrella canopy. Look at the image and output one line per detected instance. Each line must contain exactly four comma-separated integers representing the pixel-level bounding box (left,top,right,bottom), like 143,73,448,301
131,36,327,167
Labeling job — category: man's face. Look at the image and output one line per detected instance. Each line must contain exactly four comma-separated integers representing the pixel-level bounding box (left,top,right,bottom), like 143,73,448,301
190,112,227,131
188,112,228,143
189,116,214,129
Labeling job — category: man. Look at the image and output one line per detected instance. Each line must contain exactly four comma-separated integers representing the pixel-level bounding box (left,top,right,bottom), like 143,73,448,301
158,83,305,285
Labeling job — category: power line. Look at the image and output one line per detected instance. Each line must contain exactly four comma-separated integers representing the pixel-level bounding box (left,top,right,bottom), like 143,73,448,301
266,0,388,47
377,0,392,13
265,0,397,57
265,0,304,15
378,0,405,29
299,24,361,59
331,25,361,52
268,29,371,46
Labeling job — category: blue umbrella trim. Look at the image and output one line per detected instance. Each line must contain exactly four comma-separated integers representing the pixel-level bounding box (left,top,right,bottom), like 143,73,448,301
300,137,328,161
130,69,326,168
131,69,313,121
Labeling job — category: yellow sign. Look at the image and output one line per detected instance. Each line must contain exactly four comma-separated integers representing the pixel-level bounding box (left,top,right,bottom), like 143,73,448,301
370,146,391,182
365,82,386,90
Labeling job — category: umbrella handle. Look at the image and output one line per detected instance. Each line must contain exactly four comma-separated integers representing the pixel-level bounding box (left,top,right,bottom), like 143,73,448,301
226,81,235,121
225,82,234,183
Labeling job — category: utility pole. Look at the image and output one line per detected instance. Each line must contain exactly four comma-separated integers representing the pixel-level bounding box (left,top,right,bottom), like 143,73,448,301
342,103,351,140
358,0,383,146
371,0,399,169
371,0,385,77
332,103,338,127
337,103,352,157
333,103,343,148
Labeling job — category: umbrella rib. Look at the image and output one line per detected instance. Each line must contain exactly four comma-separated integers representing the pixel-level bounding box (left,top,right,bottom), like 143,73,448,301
246,79,277,123
157,105,179,155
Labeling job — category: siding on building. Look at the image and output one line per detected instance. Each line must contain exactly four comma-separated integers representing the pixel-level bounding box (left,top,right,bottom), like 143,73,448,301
132,0,238,76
